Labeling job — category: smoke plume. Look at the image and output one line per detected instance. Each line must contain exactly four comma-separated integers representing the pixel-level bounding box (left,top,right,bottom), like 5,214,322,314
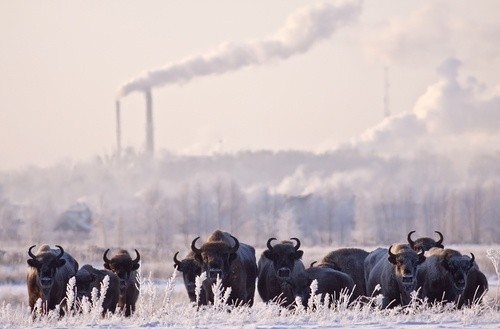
117,1,362,97
351,57,500,158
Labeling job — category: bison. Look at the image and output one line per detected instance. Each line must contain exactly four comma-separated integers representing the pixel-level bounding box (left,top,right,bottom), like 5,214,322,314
304,265,356,306
103,248,140,316
191,230,258,306
173,251,203,303
364,244,425,308
257,238,308,307
407,231,444,253
462,262,489,307
407,231,488,307
416,248,477,307
319,248,369,299
74,264,120,316
26,244,79,314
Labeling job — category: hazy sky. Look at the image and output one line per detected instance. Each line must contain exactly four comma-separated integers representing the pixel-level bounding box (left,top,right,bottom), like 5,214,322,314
1,0,499,171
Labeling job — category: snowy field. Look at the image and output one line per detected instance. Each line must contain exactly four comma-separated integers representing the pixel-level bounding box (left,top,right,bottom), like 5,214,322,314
0,245,499,328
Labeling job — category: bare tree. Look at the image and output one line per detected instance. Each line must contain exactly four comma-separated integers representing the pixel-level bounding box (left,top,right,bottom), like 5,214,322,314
463,184,485,243
228,180,245,236
325,189,336,245
214,179,225,230
193,182,206,237
178,184,192,245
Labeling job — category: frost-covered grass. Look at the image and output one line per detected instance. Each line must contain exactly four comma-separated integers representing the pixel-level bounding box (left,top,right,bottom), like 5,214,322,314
1,246,499,328
1,270,499,329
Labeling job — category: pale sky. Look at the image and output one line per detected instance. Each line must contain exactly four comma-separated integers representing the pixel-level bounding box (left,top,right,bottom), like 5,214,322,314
1,0,499,171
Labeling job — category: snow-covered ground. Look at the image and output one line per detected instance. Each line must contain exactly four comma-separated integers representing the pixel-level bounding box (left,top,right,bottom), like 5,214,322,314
0,277,499,329
1,246,499,329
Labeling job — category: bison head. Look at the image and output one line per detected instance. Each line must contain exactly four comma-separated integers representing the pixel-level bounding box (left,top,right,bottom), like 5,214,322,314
388,244,425,291
103,249,140,292
174,251,201,294
75,265,98,300
263,238,304,280
407,231,444,253
191,235,239,283
441,251,475,292
27,245,66,289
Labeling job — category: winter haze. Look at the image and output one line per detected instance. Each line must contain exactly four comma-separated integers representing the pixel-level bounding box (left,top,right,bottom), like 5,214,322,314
0,0,498,253
0,0,497,170
1,1,500,328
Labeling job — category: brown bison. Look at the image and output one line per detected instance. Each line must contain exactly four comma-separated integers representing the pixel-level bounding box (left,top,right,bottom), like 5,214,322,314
257,238,308,307
364,244,425,308
416,248,477,308
319,248,369,299
103,248,140,316
26,244,79,314
173,251,203,303
74,264,120,315
191,230,258,306
407,231,488,307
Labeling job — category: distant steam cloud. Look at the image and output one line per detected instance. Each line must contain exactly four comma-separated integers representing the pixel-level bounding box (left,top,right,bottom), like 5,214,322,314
365,2,500,66
118,1,362,97
275,57,500,196
352,57,500,157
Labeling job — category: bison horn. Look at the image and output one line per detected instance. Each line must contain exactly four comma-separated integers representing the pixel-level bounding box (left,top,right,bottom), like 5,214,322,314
435,231,444,245
230,235,240,253
290,238,301,251
388,245,396,258
191,237,202,255
28,245,37,259
310,261,317,268
407,231,416,248
133,249,140,264
266,238,277,251
55,245,64,259
173,251,182,268
103,248,111,264
470,252,475,265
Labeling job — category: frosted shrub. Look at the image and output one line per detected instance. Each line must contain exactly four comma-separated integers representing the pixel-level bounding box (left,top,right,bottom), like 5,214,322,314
306,279,319,310
95,274,110,316
211,275,231,311
404,289,424,315
486,248,500,306
32,298,43,320
80,295,91,314
293,295,305,314
161,270,177,311
137,272,157,318
65,276,76,316
195,272,206,305
333,287,353,312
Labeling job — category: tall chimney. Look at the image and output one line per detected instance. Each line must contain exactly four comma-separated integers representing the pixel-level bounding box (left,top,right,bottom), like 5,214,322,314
145,89,154,157
115,100,122,159
384,66,391,118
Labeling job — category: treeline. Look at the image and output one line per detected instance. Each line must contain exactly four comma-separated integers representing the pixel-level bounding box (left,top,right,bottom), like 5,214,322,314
1,150,499,249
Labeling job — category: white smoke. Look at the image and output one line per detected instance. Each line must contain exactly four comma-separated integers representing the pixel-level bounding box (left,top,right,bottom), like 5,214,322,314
275,57,500,196
352,58,500,158
365,1,500,67
117,1,362,97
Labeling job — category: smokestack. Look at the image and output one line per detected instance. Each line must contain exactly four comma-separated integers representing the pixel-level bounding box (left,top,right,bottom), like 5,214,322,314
145,89,154,157
384,66,391,118
115,100,122,159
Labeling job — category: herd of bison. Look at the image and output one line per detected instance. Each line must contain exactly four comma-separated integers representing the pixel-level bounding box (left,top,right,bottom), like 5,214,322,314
26,229,488,317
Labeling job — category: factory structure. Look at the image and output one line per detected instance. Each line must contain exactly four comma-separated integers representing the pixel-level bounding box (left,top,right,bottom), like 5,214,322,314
114,66,391,160
115,88,155,159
